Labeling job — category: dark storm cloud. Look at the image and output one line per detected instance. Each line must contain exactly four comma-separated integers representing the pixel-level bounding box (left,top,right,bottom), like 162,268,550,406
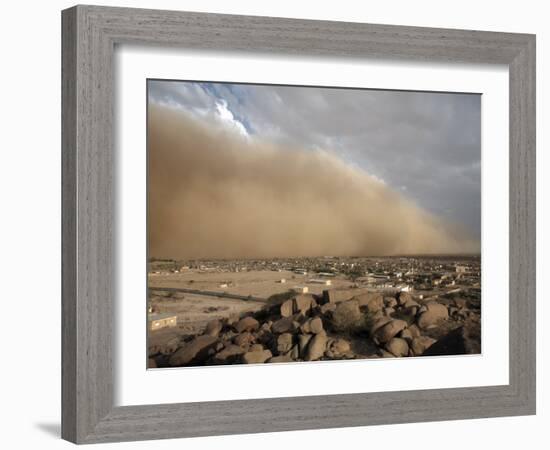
148,80,481,238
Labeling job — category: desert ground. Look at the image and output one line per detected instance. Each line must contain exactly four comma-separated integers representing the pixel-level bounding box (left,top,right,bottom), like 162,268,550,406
147,256,481,367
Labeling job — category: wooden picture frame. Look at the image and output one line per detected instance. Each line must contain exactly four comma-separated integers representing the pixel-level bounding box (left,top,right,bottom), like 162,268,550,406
61,5,536,444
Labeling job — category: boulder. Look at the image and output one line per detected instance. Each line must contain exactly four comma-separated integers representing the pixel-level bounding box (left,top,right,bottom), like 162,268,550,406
408,324,422,339
160,336,180,355
411,336,437,355
294,294,317,314
213,344,246,363
379,349,395,358
277,333,294,354
298,334,313,357
169,335,218,366
320,303,337,315
242,349,272,364
300,319,311,334
323,288,368,304
355,292,384,312
309,317,324,334
369,316,393,335
268,354,294,363
454,298,468,309
417,303,449,329
384,297,398,308
234,332,255,347
226,313,240,327
280,299,294,318
148,358,157,368
288,344,300,360
304,332,328,361
399,328,414,343
402,305,419,318
234,316,260,333
403,299,420,308
204,319,223,337
325,338,352,358
373,319,408,344
397,291,413,306
249,344,264,352
385,337,409,357
272,317,297,334
383,307,396,316
260,321,272,332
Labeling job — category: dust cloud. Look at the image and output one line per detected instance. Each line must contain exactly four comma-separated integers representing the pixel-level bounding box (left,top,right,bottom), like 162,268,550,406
148,104,480,259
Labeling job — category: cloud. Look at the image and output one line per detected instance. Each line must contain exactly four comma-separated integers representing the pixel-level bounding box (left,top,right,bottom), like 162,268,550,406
148,104,479,259
147,81,481,238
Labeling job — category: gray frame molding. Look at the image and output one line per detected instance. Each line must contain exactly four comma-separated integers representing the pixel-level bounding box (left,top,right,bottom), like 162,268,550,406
62,5,536,444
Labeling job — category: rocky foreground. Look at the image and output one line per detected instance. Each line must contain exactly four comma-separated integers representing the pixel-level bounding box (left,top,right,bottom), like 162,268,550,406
148,289,481,368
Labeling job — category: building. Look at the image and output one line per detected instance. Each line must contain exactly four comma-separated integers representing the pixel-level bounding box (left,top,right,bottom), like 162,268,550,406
293,286,309,294
309,279,332,286
148,313,177,331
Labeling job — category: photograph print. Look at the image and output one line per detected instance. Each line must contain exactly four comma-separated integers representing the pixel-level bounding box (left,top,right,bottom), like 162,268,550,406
146,80,481,368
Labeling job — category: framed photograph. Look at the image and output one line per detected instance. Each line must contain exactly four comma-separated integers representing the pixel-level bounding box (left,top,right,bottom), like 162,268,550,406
62,5,536,444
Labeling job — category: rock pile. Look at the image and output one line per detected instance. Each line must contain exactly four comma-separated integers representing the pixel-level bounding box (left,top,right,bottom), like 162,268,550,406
149,289,480,367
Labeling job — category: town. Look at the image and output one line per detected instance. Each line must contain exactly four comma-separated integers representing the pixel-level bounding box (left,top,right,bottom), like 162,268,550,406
147,255,481,367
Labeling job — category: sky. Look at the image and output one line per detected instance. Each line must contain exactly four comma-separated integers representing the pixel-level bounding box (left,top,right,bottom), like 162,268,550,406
148,80,481,240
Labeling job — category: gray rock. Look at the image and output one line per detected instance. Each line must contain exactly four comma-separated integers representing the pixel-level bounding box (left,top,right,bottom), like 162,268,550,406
385,337,409,357
379,349,395,358
242,349,272,364
399,328,414,343
320,303,337,315
277,333,294,354
169,335,218,366
288,344,300,360
325,338,352,358
160,336,180,355
272,317,296,334
234,331,255,347
322,288,362,304
304,332,328,361
294,294,317,314
204,319,223,337
280,299,294,318
226,313,240,327
369,316,393,335
299,319,311,334
260,321,272,332
355,292,384,312
411,336,437,355
213,344,246,363
397,292,413,306
403,299,420,308
234,316,260,333
417,303,449,329
408,324,422,338
298,334,313,357
373,319,408,344
309,317,324,334
268,354,294,363
249,343,264,352
454,298,468,309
